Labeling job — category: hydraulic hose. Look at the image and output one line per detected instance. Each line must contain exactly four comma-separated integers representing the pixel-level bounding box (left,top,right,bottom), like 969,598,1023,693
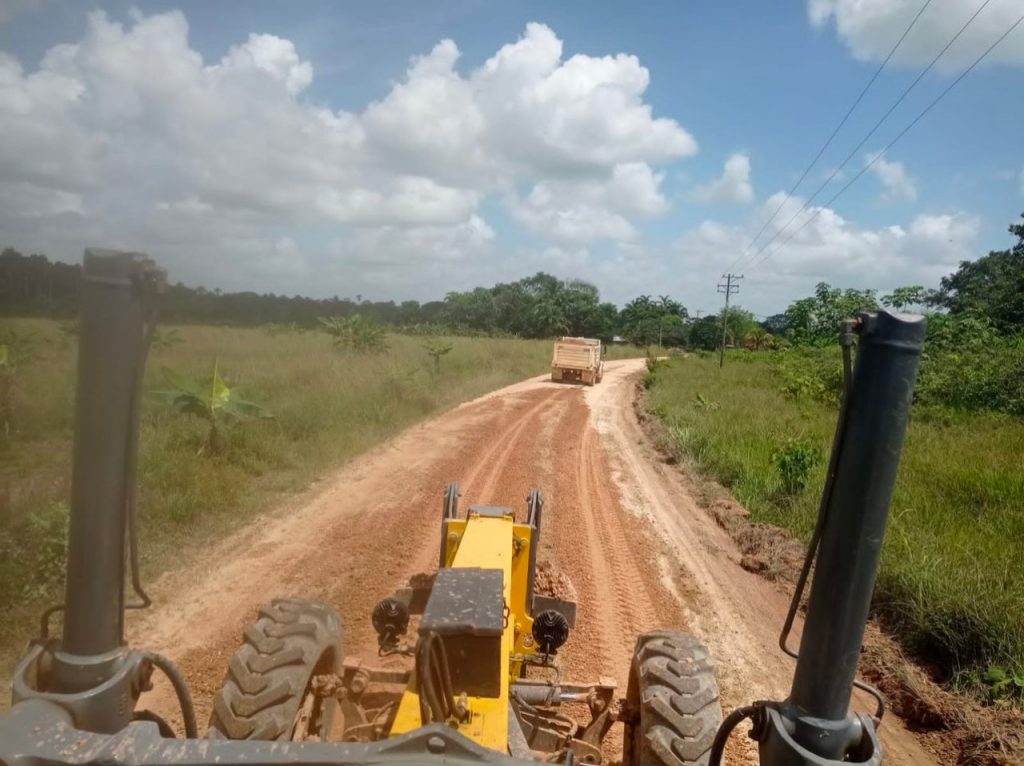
708,705,760,766
133,709,176,738
416,632,458,725
143,652,198,738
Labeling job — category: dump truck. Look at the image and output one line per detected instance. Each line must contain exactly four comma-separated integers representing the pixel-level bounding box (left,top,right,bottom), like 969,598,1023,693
2,249,927,766
551,337,603,385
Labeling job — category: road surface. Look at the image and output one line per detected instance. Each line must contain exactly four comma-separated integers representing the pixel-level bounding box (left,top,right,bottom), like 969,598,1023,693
132,359,936,763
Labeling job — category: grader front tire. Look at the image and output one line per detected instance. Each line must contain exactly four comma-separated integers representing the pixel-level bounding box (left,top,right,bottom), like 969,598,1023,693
208,598,342,741
624,631,722,766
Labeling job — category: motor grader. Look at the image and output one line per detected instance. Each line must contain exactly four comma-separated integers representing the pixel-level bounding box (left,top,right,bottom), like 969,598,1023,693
2,251,926,766
206,483,715,763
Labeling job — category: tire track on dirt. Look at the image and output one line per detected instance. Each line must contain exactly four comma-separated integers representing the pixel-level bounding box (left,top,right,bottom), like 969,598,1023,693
399,388,567,581
131,361,937,766
587,364,940,765
134,384,562,727
455,388,564,509
544,397,683,689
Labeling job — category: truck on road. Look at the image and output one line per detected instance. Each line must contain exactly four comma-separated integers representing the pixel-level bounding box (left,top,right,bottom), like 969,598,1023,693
551,336,603,385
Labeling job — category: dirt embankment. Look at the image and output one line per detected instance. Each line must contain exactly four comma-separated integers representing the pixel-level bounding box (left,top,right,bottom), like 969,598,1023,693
132,360,946,764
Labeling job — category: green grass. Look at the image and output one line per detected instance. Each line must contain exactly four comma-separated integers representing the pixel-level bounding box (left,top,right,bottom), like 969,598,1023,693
646,351,1024,699
2,320,649,685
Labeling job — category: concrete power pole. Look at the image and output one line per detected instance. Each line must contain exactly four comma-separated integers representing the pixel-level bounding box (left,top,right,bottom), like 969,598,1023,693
717,273,742,368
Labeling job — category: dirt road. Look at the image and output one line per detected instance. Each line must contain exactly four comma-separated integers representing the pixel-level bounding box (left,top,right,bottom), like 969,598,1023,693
133,359,936,763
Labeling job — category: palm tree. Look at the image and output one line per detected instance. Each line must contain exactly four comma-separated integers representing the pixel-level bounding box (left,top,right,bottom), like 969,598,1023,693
744,327,774,351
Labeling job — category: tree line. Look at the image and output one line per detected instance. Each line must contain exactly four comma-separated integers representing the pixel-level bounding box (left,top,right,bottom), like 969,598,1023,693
0,248,684,344
2,212,1021,350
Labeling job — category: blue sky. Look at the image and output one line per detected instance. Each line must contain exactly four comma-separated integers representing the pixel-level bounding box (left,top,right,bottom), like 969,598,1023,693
1,0,1022,316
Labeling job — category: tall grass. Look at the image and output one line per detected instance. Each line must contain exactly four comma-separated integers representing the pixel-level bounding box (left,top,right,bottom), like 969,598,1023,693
0,319,572,682
646,352,1024,699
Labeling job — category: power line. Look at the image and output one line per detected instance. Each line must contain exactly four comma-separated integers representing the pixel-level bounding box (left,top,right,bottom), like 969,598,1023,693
748,11,1024,271
733,0,995,273
726,0,934,274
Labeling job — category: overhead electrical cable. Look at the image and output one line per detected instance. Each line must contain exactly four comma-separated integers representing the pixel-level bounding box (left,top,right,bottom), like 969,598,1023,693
724,0,935,274
748,12,1024,271
734,0,995,273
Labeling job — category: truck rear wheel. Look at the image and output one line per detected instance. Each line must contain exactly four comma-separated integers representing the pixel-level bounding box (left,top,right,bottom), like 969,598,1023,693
624,631,721,766
209,598,342,741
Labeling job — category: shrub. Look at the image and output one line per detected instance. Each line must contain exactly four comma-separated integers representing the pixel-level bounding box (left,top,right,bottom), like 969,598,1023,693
645,352,668,373
771,349,843,405
916,340,1024,415
318,314,389,353
979,665,1024,705
422,340,454,371
772,438,820,495
0,501,69,603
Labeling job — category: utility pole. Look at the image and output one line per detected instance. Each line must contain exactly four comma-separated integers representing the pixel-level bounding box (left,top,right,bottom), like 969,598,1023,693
717,273,742,368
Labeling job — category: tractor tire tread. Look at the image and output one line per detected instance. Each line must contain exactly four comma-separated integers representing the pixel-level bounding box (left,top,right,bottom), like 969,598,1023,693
208,598,341,741
626,631,722,766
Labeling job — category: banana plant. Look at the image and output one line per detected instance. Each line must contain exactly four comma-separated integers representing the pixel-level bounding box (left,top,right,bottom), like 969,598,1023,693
152,360,272,455
151,327,183,350
421,339,453,371
318,314,388,353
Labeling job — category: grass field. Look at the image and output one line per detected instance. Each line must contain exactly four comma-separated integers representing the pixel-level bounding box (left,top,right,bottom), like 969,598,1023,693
2,320,652,682
646,352,1024,701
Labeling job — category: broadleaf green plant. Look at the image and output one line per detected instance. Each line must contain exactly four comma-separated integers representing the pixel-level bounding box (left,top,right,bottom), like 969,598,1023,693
152,359,272,455
151,327,184,350
318,314,389,353
421,339,453,371
771,438,820,496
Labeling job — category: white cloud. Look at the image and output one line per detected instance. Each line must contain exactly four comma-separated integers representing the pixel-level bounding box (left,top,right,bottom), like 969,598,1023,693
866,152,917,202
810,0,1024,70
218,33,314,95
664,192,979,314
566,192,980,314
0,12,695,297
694,153,754,204
508,162,668,244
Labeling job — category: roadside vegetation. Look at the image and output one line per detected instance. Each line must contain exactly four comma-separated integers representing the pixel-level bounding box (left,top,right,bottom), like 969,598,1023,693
647,354,1023,703
646,215,1024,706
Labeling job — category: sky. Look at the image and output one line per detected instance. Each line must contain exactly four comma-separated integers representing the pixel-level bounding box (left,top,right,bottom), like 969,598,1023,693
1,0,1022,317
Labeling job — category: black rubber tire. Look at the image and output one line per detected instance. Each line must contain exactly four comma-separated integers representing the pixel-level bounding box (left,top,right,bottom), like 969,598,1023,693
208,598,342,741
624,631,722,766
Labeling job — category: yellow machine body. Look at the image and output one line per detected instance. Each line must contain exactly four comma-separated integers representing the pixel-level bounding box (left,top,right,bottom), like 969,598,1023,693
389,507,537,750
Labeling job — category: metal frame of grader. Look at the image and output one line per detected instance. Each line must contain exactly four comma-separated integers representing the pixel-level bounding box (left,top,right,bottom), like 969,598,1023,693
326,486,615,761
1,250,926,766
